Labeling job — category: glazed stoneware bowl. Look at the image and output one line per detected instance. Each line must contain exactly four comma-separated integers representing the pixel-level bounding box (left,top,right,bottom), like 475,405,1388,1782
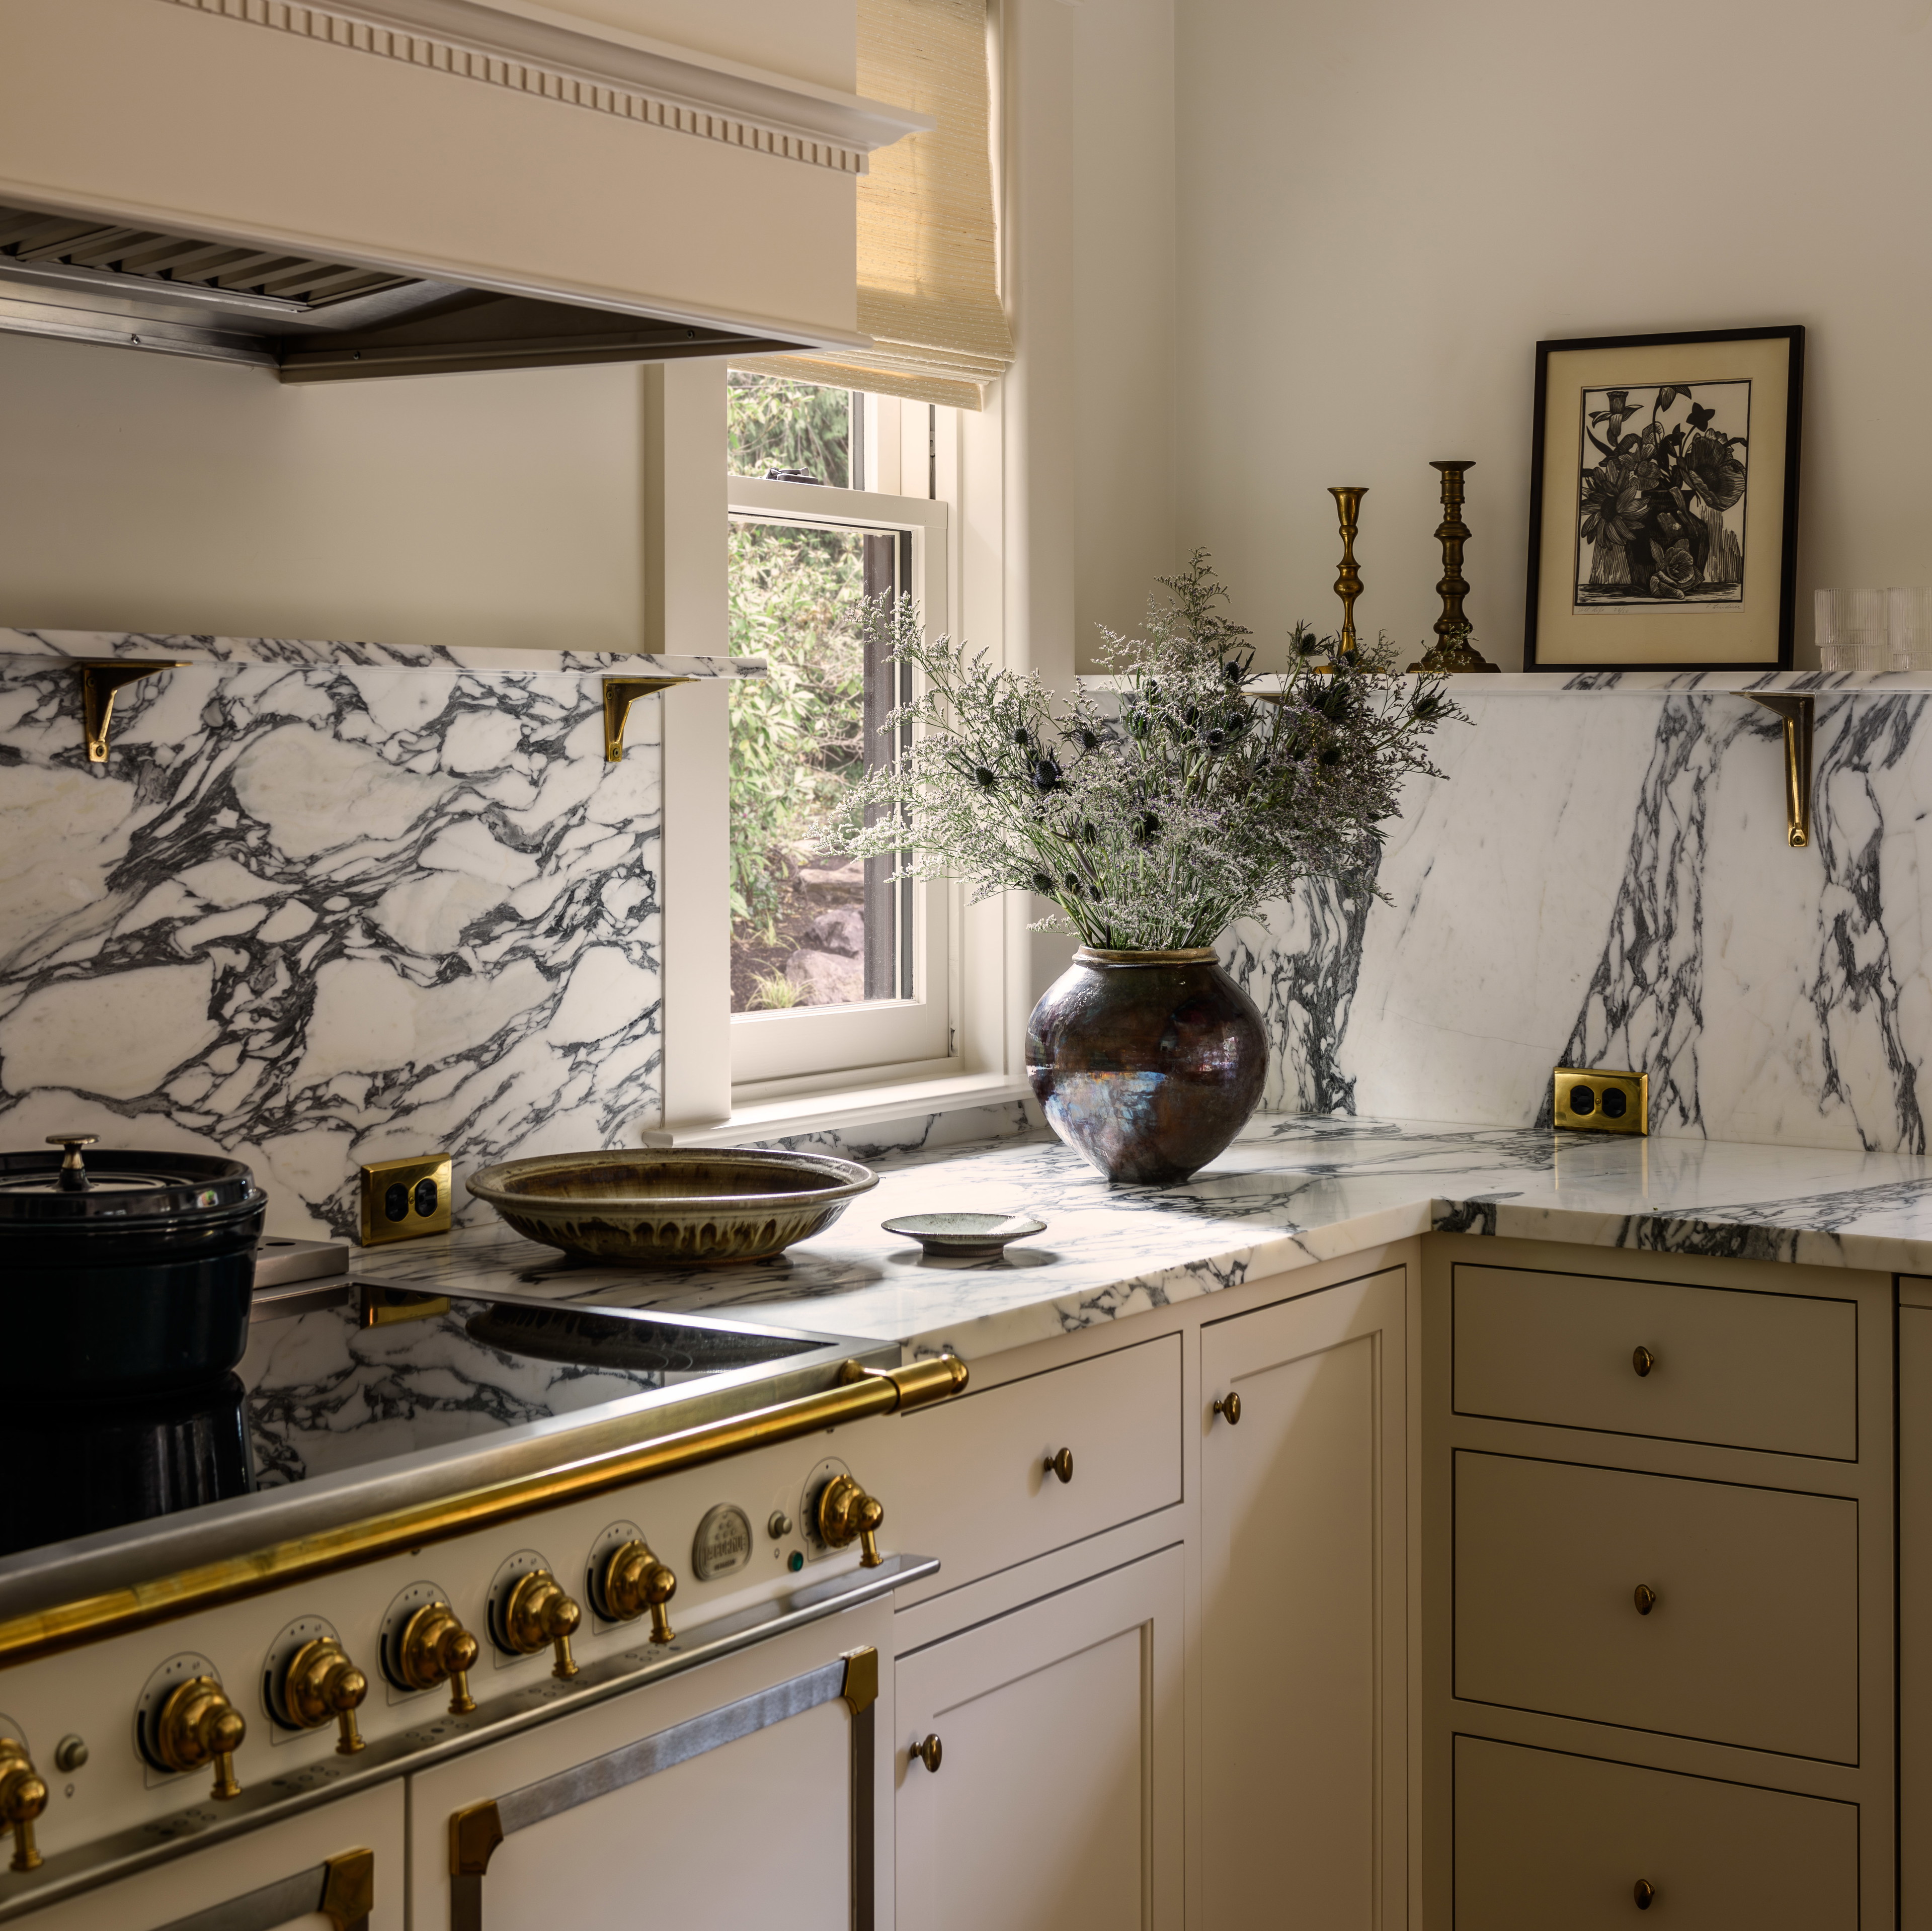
466,1148,877,1267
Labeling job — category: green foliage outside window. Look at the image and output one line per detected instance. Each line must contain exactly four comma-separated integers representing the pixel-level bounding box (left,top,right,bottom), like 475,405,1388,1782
726,374,868,949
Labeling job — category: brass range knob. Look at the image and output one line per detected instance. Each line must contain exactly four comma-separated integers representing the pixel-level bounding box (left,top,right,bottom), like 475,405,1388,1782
817,1474,886,1568
1044,1448,1074,1485
397,1602,479,1714
1634,1878,1656,1909
0,1740,47,1873
913,1733,943,1774
154,1677,246,1800
279,1637,368,1755
1213,1392,1242,1426
502,1570,582,1680
601,1541,678,1645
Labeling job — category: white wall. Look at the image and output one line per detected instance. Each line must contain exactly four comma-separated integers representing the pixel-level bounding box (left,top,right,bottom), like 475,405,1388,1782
0,333,649,652
1176,0,1932,671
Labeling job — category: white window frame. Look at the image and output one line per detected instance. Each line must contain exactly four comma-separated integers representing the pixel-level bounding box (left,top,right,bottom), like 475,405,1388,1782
725,473,953,1101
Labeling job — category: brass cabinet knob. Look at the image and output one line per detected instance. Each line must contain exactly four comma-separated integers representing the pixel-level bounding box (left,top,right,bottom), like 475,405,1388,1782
1634,1878,1656,1909
602,1541,679,1645
1044,1447,1074,1485
0,1740,47,1873
1633,1346,1656,1378
502,1569,582,1680
397,1601,480,1714
1213,1392,1242,1426
154,1677,246,1800
280,1637,369,1755
817,1473,886,1568
1634,1583,1658,1616
914,1733,943,1774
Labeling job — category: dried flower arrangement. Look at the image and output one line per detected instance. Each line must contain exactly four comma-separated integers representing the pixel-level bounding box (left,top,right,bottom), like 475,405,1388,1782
833,552,1462,952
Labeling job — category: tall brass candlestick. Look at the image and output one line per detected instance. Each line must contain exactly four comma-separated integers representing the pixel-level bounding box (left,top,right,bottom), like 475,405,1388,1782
1329,486,1368,659
1409,460,1498,673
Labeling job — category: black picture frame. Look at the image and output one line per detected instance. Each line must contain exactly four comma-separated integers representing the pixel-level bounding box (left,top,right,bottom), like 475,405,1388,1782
1523,324,1804,672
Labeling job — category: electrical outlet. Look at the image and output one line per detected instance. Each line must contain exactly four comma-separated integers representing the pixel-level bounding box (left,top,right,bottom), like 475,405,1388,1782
357,1153,454,1245
1553,1066,1648,1136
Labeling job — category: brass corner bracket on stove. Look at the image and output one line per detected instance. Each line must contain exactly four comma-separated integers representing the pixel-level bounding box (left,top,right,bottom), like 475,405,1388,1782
76,660,187,765
1748,693,1813,849
603,675,698,763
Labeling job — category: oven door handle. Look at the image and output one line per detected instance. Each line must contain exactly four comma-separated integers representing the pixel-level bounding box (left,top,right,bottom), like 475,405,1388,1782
450,1647,878,1931
153,1848,373,1931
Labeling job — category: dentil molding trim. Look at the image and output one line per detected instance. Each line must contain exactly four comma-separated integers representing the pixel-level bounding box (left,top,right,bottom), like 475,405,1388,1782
161,0,931,174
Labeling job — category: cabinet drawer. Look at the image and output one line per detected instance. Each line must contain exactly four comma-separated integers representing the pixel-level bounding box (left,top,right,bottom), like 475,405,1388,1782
886,1334,1180,1593
1453,1263,1857,1459
1455,1734,1858,1929
1455,1451,1858,1761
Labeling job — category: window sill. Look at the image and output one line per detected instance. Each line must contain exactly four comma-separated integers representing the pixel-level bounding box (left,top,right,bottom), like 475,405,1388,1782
643,1072,1035,1148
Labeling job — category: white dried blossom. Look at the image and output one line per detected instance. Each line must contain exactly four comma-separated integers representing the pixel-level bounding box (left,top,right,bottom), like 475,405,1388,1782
831,551,1463,951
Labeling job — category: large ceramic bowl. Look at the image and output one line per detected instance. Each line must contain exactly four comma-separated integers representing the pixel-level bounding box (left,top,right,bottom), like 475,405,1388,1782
465,1148,878,1267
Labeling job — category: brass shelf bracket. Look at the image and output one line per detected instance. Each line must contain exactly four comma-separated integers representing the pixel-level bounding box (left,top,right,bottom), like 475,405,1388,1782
77,660,186,765
1748,693,1814,848
603,675,696,763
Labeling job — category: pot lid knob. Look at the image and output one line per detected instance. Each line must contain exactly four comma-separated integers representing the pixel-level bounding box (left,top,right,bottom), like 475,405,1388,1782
44,1133,97,1193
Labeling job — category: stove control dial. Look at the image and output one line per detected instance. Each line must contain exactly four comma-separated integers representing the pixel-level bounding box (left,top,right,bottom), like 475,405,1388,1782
816,1473,886,1568
276,1638,368,1755
153,1677,246,1800
499,1569,582,1681
0,1740,47,1873
599,1541,678,1646
395,1603,479,1714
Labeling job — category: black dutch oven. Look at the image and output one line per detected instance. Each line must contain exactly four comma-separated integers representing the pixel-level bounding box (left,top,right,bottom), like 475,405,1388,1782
0,1134,267,1397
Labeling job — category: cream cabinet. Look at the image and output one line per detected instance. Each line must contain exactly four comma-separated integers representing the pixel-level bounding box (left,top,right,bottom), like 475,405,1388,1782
894,1545,1183,1931
1426,1238,1895,1931
1198,1265,1410,1930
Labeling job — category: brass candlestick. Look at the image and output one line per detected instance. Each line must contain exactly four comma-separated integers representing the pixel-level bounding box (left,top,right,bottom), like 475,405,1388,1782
1329,486,1368,659
1408,460,1498,673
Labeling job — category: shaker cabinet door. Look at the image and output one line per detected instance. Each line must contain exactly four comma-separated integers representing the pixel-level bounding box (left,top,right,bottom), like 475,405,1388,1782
894,1545,1182,1931
1199,1265,1409,1929
1901,1293,1932,1927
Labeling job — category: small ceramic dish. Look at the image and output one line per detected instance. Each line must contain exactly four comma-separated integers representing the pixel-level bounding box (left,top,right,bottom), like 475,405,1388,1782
880,1211,1047,1261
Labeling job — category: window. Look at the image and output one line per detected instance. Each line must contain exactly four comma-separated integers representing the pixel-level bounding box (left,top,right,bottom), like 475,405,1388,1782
726,374,951,1097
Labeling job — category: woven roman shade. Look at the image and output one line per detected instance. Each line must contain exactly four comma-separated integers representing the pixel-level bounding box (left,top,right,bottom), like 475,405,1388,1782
735,0,1012,411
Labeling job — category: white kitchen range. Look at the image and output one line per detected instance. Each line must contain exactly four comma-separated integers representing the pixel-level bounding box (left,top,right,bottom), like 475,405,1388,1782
6,2,1932,1929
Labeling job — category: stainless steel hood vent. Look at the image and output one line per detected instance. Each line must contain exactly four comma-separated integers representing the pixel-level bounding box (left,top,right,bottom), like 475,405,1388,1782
0,199,810,381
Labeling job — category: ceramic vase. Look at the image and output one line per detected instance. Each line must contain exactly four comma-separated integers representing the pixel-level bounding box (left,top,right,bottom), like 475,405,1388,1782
1025,947,1267,1185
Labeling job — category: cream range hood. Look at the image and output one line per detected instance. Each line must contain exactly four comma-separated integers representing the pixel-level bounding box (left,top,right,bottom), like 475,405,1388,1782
0,0,926,380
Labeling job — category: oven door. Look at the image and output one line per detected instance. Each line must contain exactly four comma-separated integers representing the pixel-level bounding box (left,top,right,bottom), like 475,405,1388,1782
406,1599,892,1931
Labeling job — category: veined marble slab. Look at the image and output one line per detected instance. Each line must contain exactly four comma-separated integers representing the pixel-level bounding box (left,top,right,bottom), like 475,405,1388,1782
354,1113,1932,1363
0,635,701,1236
1215,682,1932,1155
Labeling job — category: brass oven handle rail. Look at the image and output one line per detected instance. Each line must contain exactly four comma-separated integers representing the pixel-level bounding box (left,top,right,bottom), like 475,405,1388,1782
450,1649,879,1931
150,1850,374,1931
0,1554,935,1921
0,1357,968,1669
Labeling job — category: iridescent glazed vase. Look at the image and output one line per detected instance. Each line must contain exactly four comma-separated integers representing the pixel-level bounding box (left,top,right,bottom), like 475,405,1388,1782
1026,947,1267,1185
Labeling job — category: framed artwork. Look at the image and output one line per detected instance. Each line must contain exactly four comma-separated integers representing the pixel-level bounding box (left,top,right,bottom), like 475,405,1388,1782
1523,325,1804,670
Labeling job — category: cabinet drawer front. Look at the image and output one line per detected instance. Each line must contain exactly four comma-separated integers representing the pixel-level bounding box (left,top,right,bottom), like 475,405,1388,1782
1453,1263,1857,1458
1455,1735,1858,1930
888,1335,1180,1594
1455,1452,1858,1761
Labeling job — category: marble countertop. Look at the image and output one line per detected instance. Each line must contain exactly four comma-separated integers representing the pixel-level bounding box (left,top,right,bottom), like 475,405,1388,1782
360,1113,1932,1362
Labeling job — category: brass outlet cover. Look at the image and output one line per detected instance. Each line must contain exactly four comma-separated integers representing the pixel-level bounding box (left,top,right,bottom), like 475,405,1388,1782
357,1154,454,1245
1553,1067,1649,1136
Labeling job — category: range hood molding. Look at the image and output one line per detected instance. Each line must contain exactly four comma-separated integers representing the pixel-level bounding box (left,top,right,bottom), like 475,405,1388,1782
0,0,917,374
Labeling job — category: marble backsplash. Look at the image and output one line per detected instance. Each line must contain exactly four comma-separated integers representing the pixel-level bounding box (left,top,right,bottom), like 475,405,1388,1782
0,631,750,1236
1222,674,1932,1156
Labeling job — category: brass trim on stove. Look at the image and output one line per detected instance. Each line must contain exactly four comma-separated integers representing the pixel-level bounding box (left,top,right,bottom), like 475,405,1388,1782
0,1357,968,1669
